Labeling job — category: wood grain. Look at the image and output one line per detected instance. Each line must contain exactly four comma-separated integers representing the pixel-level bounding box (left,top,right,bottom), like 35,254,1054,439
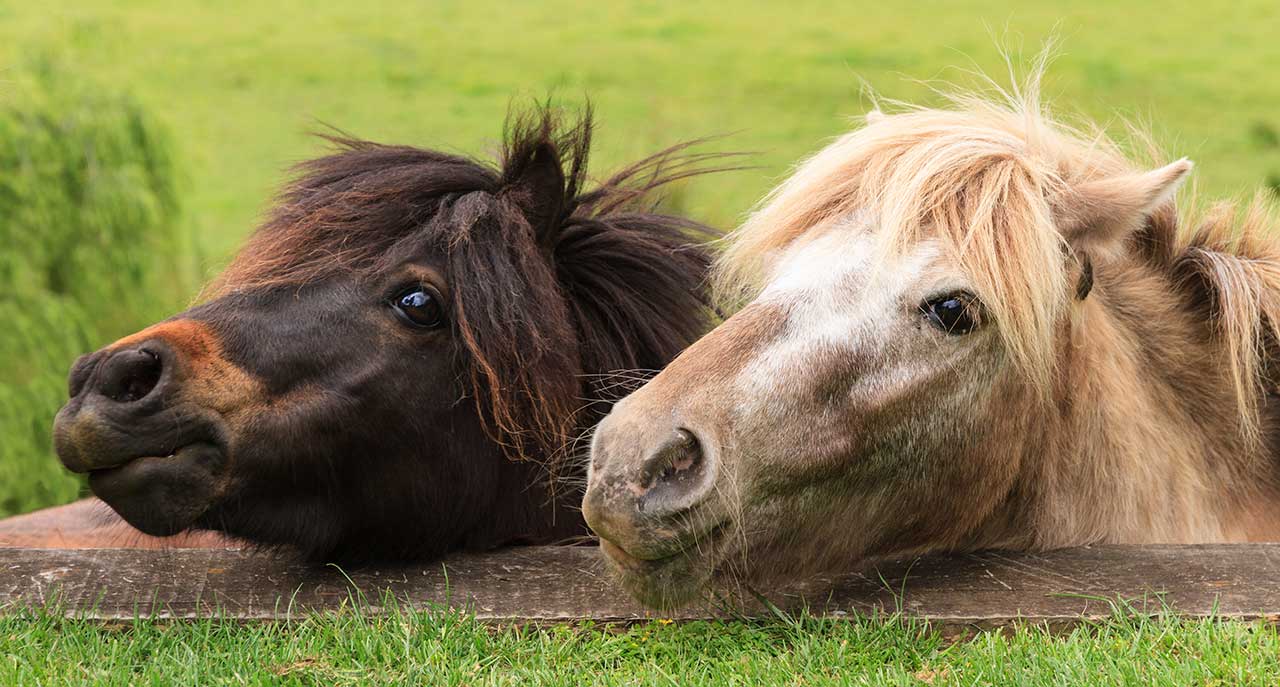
0,500,239,550
3,544,1280,628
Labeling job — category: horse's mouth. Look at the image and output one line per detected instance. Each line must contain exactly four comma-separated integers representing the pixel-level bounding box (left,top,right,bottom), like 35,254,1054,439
87,442,228,537
598,521,729,609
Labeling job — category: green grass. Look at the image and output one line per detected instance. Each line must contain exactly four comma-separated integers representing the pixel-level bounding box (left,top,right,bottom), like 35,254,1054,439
3,1,1280,682
2,605,1278,685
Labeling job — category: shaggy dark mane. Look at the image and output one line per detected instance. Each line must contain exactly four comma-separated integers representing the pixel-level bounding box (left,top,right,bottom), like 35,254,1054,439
213,107,724,465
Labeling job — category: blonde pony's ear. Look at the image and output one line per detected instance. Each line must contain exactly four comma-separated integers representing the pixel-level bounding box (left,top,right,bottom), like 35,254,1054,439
1059,158,1193,257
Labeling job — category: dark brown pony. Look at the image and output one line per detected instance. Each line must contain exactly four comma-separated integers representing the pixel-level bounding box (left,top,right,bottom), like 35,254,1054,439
45,107,720,561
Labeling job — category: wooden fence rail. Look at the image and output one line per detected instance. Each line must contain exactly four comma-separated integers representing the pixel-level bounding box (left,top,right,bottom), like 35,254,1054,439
2,544,1279,629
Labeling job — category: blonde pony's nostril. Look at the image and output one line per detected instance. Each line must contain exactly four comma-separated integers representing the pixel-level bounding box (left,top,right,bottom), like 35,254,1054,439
641,428,701,491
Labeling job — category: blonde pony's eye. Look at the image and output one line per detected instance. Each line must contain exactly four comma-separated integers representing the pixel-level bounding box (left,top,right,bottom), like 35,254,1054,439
919,291,981,335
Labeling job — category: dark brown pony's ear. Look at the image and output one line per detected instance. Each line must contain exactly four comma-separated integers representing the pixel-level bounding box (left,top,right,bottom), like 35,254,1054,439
504,140,567,245
1058,158,1193,259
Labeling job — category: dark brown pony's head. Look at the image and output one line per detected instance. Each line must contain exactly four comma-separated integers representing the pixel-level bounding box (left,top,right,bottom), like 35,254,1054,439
53,108,719,561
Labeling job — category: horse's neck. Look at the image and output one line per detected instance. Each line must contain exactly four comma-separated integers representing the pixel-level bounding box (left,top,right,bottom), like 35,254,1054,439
468,457,587,549
1018,261,1280,545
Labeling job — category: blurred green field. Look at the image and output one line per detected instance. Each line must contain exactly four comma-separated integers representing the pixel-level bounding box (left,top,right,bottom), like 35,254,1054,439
2,0,1280,516
5,0,1280,262
2,3,1280,682
2,0,1280,515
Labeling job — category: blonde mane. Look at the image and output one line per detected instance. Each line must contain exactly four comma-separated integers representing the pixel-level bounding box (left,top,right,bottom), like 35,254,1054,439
717,72,1280,438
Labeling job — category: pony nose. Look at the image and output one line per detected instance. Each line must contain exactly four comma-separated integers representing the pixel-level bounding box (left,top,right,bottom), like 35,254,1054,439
95,346,165,404
584,423,717,559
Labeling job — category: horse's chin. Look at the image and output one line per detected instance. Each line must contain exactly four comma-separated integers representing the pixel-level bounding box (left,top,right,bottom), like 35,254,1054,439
88,442,226,537
599,533,724,610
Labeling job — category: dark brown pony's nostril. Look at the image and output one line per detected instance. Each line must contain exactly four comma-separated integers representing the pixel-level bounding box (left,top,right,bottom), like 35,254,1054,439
96,347,164,403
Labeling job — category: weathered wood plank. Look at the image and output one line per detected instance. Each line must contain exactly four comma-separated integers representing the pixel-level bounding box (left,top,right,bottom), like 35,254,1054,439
0,500,237,549
2,545,1279,627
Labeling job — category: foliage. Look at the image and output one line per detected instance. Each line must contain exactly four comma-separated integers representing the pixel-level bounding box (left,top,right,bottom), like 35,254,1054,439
0,54,184,515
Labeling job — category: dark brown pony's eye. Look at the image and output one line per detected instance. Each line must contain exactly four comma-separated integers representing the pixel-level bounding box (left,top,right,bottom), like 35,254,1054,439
920,291,981,335
391,286,445,329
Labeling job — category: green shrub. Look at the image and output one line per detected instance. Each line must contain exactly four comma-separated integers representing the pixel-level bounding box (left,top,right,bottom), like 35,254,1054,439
1250,121,1280,150
0,56,184,516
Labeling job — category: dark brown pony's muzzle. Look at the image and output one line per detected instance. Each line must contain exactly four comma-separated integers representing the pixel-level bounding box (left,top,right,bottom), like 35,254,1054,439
54,325,234,536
